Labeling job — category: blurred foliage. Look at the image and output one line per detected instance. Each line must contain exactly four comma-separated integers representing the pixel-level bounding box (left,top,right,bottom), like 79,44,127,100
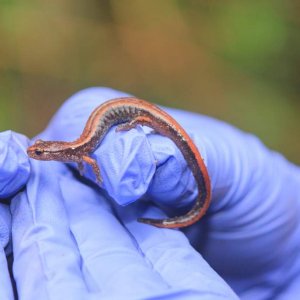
0,0,299,163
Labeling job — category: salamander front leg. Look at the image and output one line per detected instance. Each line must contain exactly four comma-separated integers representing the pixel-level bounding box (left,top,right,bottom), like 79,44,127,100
77,161,85,176
82,155,103,184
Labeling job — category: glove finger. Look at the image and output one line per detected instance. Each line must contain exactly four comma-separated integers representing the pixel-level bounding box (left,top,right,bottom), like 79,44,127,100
0,204,14,300
0,203,11,250
11,161,90,300
60,175,172,298
0,248,14,300
92,125,156,205
0,131,30,198
114,203,238,299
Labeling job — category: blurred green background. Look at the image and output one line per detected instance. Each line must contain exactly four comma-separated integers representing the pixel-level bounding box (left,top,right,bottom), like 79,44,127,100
0,1,299,163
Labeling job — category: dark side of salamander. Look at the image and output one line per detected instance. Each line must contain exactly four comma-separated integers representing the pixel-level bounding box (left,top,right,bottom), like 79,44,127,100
27,98,211,228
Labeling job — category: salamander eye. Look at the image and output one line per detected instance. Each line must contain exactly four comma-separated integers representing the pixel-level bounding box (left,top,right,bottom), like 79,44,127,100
34,150,43,156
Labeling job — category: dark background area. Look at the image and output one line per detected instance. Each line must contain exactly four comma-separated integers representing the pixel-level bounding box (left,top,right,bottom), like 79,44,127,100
0,1,299,163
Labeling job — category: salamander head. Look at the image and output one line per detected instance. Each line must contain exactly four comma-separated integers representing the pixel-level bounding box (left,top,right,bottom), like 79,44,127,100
27,139,71,161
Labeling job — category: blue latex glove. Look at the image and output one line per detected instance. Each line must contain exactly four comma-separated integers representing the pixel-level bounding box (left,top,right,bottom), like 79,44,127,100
6,87,300,299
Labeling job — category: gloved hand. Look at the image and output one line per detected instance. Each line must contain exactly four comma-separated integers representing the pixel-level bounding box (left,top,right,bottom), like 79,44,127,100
7,87,300,299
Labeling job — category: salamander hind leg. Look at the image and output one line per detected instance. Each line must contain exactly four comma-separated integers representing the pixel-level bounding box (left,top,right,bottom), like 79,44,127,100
82,155,103,184
116,116,152,132
116,120,137,132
